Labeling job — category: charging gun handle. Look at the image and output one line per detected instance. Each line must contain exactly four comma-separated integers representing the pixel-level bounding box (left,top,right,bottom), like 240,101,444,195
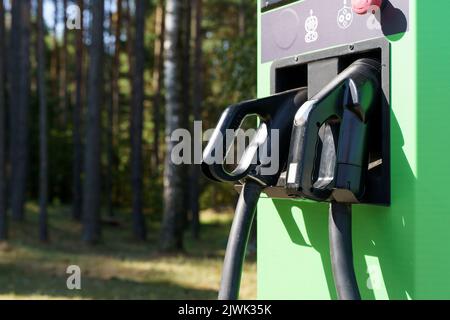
202,89,301,183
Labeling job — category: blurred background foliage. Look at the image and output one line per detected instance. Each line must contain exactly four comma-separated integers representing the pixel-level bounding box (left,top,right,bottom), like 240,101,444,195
0,0,258,299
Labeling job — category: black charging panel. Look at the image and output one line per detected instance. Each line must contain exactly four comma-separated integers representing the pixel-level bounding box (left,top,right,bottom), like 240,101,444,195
270,38,391,206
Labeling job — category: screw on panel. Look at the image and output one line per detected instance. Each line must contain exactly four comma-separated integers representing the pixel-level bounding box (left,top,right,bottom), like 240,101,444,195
349,45,355,51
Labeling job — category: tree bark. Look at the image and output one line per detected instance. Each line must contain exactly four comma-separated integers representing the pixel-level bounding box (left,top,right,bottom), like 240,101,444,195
130,0,147,241
72,0,84,221
105,3,113,218
37,0,49,242
152,0,165,169
60,0,69,126
9,1,31,222
82,0,104,244
238,0,246,37
120,0,133,206
51,0,60,99
112,0,122,134
191,0,203,240
107,0,123,218
126,0,134,81
159,0,185,252
0,0,7,240
180,0,191,231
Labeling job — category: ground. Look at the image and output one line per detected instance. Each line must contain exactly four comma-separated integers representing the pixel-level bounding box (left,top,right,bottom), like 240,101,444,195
0,205,256,300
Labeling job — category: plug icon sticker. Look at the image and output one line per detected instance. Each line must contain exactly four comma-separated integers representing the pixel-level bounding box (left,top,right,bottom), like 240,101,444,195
337,0,354,29
305,10,318,43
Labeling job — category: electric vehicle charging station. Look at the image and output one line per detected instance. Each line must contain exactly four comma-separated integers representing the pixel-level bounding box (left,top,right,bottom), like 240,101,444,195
203,0,450,300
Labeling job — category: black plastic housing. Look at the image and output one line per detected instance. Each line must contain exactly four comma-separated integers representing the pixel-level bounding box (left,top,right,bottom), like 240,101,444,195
285,59,381,203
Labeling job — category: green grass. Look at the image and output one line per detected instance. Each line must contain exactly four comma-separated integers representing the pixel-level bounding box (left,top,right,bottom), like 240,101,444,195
0,205,256,300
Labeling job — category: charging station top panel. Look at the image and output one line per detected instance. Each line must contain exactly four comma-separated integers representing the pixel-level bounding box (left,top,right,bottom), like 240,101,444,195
261,0,409,63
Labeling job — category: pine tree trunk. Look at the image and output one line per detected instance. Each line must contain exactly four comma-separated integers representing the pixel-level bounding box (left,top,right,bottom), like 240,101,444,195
72,0,84,221
107,0,123,218
60,0,69,126
191,0,203,240
37,0,49,242
119,0,134,206
112,0,122,134
159,0,185,252
238,0,246,37
126,0,134,81
105,5,113,219
181,0,191,231
51,0,60,100
130,0,147,241
9,1,31,222
0,0,7,240
152,0,165,169
82,0,104,244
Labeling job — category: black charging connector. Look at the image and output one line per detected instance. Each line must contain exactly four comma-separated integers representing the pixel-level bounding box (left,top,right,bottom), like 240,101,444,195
286,59,381,203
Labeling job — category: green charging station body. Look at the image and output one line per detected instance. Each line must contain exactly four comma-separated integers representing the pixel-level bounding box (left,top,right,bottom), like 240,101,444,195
256,0,450,300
